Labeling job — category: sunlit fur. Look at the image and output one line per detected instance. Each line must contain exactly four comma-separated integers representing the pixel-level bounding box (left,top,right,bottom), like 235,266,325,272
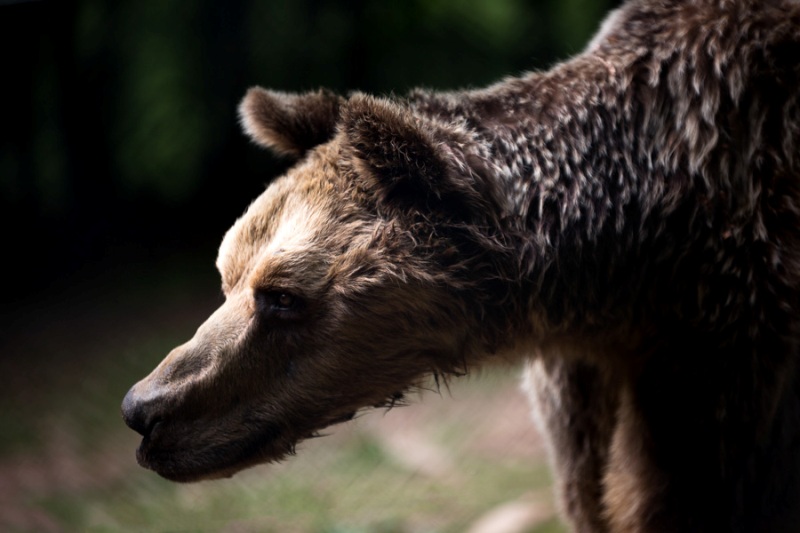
123,0,800,530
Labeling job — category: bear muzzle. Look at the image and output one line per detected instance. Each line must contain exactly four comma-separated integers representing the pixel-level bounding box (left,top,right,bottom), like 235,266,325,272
121,385,162,439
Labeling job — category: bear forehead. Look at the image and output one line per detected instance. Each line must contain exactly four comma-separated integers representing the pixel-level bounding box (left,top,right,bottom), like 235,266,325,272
215,145,365,294
216,165,337,289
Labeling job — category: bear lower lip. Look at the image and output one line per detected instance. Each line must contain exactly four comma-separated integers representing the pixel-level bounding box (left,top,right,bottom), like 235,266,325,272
135,430,165,470
134,421,294,482
135,413,361,481
135,441,204,482
134,422,170,472
135,439,154,470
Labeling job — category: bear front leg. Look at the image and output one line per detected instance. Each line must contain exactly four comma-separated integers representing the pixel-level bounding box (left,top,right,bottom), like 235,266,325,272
524,356,619,533
601,330,800,533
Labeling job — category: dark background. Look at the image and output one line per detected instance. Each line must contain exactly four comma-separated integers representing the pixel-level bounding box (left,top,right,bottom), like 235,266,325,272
1,0,618,308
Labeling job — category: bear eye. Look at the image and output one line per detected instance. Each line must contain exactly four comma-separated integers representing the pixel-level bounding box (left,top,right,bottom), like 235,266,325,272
256,289,304,320
276,292,295,309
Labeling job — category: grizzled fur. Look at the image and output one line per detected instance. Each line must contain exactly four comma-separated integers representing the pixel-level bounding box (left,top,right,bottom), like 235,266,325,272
122,0,800,531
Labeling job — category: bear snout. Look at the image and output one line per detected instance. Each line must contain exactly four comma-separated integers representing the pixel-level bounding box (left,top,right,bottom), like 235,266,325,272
121,385,163,439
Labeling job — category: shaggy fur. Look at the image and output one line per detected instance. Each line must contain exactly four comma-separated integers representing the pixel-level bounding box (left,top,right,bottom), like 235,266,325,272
123,0,800,530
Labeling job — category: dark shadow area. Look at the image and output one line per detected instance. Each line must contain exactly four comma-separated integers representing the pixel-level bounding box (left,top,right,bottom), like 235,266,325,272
1,0,619,307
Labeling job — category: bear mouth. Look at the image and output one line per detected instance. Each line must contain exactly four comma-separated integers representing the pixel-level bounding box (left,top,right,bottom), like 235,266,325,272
135,411,358,482
136,421,286,482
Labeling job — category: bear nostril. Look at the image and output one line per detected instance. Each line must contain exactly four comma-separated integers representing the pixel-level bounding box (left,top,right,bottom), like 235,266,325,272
121,386,162,438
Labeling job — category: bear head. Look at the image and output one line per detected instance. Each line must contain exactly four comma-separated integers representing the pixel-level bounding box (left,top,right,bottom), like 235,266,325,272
121,87,515,482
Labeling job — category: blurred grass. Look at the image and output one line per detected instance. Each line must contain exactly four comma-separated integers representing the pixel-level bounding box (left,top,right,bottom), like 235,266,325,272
0,251,563,533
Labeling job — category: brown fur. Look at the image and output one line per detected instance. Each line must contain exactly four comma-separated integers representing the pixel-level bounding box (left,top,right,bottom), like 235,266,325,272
123,0,800,530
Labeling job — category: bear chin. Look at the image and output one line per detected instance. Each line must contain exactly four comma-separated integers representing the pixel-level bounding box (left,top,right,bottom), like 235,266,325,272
135,411,359,482
135,421,294,482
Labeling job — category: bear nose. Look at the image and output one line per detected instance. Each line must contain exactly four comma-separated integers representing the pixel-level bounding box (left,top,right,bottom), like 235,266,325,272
121,386,161,438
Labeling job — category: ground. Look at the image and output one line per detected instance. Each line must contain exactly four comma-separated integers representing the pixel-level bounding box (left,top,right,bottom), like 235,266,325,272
0,250,563,533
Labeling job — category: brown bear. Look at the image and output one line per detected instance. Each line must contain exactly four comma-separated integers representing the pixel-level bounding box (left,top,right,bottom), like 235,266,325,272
122,0,800,531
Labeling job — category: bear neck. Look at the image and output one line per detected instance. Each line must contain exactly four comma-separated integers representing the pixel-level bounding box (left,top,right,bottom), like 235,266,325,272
408,50,687,345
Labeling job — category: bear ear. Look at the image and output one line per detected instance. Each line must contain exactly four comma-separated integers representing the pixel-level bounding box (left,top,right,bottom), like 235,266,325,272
342,93,489,216
238,87,344,157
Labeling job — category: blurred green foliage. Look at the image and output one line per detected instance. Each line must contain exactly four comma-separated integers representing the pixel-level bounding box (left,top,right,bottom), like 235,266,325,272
0,0,617,299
